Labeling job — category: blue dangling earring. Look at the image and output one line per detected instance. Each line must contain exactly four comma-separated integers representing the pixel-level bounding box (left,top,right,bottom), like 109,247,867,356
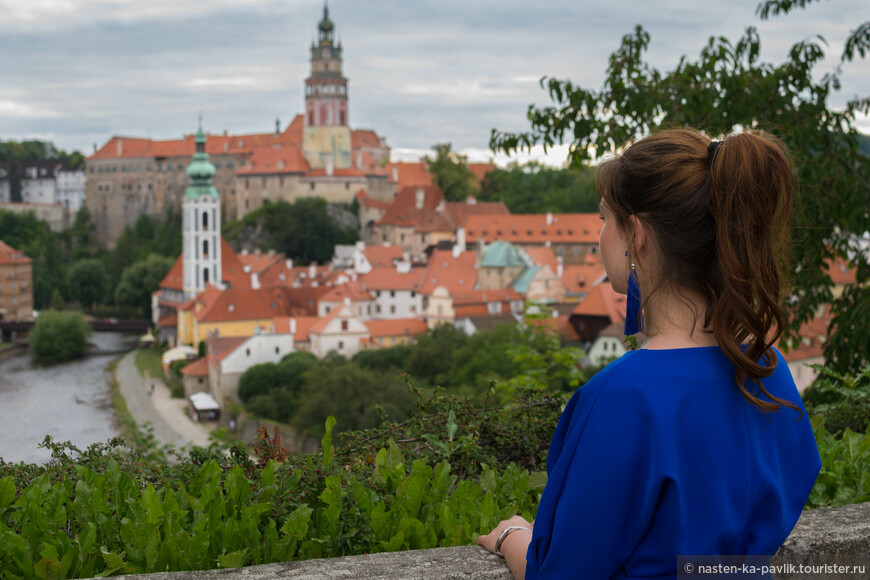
624,255,643,336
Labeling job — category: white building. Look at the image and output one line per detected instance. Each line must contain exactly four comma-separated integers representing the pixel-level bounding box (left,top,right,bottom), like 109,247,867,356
56,167,86,213
309,301,369,358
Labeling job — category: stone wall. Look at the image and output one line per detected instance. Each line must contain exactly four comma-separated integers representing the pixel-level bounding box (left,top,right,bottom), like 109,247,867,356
96,502,870,579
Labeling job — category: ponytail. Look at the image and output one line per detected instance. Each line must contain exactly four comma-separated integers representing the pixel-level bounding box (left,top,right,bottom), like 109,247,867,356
709,132,802,416
597,128,802,416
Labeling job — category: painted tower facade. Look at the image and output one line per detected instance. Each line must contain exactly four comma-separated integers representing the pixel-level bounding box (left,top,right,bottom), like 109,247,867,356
182,120,222,300
303,5,352,170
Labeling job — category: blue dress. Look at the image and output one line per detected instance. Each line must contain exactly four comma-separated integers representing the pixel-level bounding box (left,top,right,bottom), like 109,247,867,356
525,347,821,580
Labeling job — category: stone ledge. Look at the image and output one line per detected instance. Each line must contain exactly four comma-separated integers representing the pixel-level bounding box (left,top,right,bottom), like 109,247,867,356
108,502,870,579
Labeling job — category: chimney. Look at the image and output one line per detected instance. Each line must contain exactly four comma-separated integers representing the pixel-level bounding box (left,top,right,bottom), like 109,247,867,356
275,117,280,137
392,165,398,181
546,212,554,226
116,139,123,157
309,263,316,279
285,258,294,269
252,273,260,290
415,188,425,210
355,240,365,251
466,195,477,205
291,318,297,335
457,227,466,249
557,255,564,278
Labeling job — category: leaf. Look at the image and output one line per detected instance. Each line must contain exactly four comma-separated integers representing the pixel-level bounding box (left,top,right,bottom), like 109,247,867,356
218,550,249,569
321,416,337,466
0,476,15,511
34,558,63,580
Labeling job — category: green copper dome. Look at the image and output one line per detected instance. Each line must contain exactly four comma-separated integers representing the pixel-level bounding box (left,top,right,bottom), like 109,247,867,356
185,120,219,199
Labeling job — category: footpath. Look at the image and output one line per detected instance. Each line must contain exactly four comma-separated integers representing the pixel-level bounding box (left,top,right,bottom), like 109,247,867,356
116,351,212,450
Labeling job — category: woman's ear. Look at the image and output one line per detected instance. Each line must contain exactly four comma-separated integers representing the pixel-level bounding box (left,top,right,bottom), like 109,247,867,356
630,215,650,256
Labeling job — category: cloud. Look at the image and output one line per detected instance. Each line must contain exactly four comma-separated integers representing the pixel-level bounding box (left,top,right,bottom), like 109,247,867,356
0,100,60,119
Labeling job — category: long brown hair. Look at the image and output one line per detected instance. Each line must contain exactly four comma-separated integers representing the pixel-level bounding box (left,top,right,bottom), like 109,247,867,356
596,127,801,416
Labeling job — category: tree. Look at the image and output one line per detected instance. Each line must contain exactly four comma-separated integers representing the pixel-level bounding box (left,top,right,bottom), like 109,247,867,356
223,199,358,265
292,358,413,437
424,143,479,202
490,5,870,373
114,254,174,318
479,162,599,214
68,259,109,310
29,310,92,364
65,207,99,261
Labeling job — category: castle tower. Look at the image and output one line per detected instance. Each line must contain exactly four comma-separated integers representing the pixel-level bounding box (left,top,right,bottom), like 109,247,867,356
303,3,352,170
182,118,222,300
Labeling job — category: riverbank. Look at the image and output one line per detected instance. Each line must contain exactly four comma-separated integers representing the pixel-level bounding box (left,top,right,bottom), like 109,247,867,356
114,350,212,451
0,343,26,363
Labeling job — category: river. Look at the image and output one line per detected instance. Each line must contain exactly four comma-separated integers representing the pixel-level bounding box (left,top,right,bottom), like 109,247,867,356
0,331,139,464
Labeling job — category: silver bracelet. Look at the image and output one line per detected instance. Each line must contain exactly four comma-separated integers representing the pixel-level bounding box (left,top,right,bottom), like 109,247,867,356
494,525,533,557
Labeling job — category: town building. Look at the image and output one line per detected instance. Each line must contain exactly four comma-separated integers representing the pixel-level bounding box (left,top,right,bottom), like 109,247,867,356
0,241,33,321
0,159,85,230
86,6,392,248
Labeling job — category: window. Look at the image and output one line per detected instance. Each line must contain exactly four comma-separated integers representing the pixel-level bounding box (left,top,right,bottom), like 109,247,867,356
275,347,280,354
203,240,209,257
310,183,315,191
390,305,396,314
246,348,251,356
325,306,331,314
203,268,209,284
341,320,348,330
390,291,395,298
202,211,208,230
376,305,382,314
338,341,344,350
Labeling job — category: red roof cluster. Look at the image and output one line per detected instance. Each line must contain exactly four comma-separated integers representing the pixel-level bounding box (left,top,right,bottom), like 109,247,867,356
0,241,31,264
465,214,601,245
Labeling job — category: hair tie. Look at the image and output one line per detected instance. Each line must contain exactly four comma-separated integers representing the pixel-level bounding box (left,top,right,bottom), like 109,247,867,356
707,140,722,163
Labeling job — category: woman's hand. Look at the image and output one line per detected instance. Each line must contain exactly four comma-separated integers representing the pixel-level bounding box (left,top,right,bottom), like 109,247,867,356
478,515,533,580
478,515,533,553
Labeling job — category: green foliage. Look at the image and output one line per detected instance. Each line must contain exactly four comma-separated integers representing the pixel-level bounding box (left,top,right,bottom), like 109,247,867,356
352,345,412,373
490,5,870,373
114,254,175,318
806,416,870,508
423,143,479,202
67,259,110,310
28,310,92,364
292,358,414,438
479,162,599,214
0,414,547,578
223,199,357,265
802,364,870,436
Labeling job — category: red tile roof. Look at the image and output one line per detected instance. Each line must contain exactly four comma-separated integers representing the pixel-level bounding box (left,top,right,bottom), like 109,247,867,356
466,214,601,245
571,281,626,324
236,146,309,175
357,189,392,211
159,255,184,291
376,185,444,226
352,129,383,149
193,287,297,323
208,335,249,362
561,264,607,294
303,167,366,178
0,241,31,264
237,250,286,275
386,161,433,188
319,281,374,303
442,200,510,229
364,318,427,338
88,115,305,161
361,266,427,292
418,249,478,295
180,357,209,376
525,246,559,273
157,314,178,328
273,316,320,342
451,288,524,305
363,245,404,267
309,307,344,334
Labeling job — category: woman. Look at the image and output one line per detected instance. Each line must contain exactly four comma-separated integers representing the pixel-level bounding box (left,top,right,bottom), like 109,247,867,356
478,128,822,579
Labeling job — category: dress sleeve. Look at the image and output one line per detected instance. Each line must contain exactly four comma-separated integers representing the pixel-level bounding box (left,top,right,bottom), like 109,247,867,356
526,372,662,580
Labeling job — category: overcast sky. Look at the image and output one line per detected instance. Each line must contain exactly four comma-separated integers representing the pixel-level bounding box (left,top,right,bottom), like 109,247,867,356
1,0,868,166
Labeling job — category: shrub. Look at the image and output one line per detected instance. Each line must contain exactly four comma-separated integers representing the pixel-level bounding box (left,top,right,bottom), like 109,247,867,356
28,310,92,364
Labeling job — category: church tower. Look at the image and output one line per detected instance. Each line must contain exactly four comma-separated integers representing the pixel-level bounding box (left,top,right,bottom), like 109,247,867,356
303,4,352,170
182,117,222,300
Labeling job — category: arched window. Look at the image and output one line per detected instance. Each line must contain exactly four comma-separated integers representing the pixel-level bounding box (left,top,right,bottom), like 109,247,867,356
202,211,208,230
203,240,209,257
203,268,209,285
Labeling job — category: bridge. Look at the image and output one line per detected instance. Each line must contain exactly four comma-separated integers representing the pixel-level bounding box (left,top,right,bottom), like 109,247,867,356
0,319,153,342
